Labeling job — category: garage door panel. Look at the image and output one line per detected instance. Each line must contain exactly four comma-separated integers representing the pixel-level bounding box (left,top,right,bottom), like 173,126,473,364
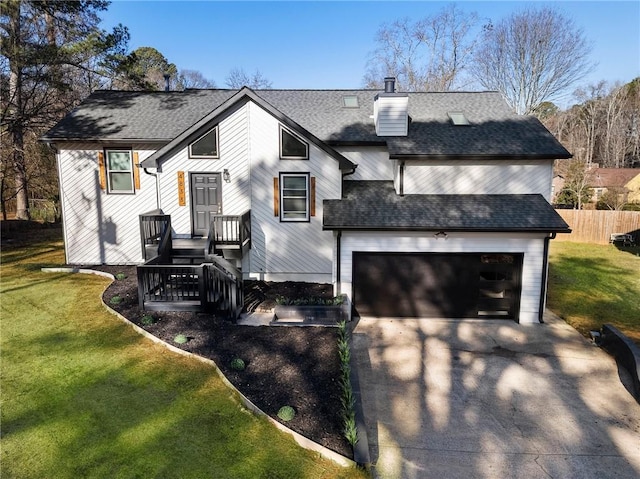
353,253,522,320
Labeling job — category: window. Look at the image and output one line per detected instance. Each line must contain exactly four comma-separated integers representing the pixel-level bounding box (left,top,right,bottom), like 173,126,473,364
280,173,309,221
189,126,219,158
280,125,308,160
448,112,470,125
342,95,359,108
105,149,134,193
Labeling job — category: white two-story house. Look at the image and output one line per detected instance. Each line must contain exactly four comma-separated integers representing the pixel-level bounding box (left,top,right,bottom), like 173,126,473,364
42,78,571,323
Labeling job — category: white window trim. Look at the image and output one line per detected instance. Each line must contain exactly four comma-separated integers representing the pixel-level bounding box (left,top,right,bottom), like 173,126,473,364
189,126,219,159
105,149,134,194
279,125,309,160
280,172,310,222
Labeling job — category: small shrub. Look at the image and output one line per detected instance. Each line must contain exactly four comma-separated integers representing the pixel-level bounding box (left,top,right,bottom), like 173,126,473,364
141,314,155,326
173,334,188,344
277,406,295,421
115,272,127,280
344,412,358,446
230,358,246,371
109,295,122,305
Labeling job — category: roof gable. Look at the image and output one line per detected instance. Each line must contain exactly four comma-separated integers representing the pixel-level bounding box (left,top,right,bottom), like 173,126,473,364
139,87,355,170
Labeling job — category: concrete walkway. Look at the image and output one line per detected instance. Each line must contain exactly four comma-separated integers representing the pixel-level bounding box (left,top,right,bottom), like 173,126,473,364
351,311,640,479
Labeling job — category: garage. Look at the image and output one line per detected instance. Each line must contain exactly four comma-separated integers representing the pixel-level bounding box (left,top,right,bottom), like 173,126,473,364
352,252,523,319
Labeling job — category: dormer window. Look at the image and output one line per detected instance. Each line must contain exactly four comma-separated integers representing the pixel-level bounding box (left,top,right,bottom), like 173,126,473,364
448,112,470,126
280,125,308,160
189,126,219,158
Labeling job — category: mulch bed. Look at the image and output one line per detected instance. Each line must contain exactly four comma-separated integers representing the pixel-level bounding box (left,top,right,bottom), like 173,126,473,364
95,265,352,458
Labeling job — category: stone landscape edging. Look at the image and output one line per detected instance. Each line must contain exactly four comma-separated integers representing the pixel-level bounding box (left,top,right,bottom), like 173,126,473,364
600,323,640,402
41,267,356,468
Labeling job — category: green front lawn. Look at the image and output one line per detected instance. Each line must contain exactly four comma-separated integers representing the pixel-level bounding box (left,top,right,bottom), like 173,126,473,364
548,241,640,345
0,225,365,479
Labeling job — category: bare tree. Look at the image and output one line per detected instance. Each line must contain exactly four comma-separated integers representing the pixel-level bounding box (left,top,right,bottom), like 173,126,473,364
555,158,594,210
225,68,272,89
176,69,215,89
597,186,629,211
572,82,607,168
364,4,479,91
471,6,594,114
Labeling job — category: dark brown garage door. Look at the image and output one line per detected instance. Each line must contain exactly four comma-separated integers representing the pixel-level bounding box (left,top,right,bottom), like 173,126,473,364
352,253,522,319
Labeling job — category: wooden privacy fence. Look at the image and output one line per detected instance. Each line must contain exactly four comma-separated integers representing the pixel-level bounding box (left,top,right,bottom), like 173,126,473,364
555,210,640,245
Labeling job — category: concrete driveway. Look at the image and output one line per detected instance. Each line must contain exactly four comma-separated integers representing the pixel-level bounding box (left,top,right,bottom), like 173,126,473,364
351,311,640,479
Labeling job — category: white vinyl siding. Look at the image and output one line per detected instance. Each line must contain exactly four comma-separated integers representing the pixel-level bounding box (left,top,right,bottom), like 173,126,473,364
56,143,159,264
403,159,554,199
248,102,340,283
336,146,392,181
337,231,548,324
158,102,251,239
374,95,409,136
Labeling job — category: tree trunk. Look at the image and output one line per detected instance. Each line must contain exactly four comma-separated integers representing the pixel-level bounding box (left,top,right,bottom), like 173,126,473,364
8,0,30,220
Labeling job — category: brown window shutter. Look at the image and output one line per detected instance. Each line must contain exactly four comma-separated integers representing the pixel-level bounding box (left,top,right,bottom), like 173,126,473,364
98,152,106,190
273,177,279,216
310,176,316,216
133,152,141,189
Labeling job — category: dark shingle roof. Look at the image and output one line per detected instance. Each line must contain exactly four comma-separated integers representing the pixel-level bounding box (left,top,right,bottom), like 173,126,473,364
41,90,236,141
323,181,571,232
42,88,570,159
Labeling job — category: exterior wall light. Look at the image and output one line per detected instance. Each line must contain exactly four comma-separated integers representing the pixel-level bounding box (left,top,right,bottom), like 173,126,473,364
223,169,231,183
434,231,448,240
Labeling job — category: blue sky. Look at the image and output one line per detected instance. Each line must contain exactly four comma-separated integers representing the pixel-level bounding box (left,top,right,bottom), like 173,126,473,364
101,0,640,94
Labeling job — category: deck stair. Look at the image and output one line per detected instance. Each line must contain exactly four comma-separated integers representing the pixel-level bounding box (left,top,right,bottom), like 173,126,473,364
137,210,250,319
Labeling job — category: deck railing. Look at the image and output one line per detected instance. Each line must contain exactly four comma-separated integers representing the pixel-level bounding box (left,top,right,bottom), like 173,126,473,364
137,255,244,318
207,210,251,255
137,210,247,319
139,209,172,260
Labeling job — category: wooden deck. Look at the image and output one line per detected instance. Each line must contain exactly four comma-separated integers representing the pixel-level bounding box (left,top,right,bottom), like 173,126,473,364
137,210,250,319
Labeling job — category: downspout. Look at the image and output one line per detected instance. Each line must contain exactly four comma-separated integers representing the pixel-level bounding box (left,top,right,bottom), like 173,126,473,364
336,230,342,295
538,232,556,323
341,166,357,196
336,166,355,296
399,160,405,196
143,168,161,211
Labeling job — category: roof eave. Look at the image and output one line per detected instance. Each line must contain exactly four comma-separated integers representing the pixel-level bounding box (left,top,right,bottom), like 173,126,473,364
323,225,572,233
389,153,573,161
39,137,171,144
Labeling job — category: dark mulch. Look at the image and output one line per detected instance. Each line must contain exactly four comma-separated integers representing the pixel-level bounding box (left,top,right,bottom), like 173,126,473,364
96,265,352,458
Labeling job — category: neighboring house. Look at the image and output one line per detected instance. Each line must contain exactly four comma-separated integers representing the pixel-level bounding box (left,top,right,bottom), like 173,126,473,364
551,174,565,204
41,77,572,323
589,167,640,205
